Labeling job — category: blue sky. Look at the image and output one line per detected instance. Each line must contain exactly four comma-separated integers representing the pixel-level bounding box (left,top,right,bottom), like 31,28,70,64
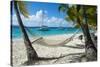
12,1,74,27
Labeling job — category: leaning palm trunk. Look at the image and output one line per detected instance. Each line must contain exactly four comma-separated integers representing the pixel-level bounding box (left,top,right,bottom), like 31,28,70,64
83,24,97,61
14,1,38,63
82,6,97,61
76,5,97,61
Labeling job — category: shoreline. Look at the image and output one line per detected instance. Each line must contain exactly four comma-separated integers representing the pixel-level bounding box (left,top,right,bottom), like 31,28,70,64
12,33,85,66
12,33,83,41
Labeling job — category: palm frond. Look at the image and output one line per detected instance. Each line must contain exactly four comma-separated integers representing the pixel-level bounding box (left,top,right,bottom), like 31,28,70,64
58,4,66,12
17,1,29,18
75,24,80,28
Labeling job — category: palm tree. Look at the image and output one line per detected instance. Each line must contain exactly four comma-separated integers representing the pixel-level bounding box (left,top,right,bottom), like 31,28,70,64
12,0,38,64
59,4,97,61
12,1,66,65
78,5,97,61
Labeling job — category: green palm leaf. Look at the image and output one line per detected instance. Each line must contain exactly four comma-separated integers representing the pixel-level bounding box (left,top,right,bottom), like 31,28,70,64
15,0,29,18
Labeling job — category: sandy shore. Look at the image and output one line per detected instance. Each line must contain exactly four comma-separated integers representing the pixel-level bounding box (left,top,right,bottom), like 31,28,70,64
12,33,86,66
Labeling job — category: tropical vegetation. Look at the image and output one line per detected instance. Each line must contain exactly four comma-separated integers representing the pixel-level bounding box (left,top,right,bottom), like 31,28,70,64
59,4,97,61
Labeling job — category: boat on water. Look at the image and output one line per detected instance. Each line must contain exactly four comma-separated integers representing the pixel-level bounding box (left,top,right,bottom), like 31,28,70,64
38,10,49,31
39,25,49,31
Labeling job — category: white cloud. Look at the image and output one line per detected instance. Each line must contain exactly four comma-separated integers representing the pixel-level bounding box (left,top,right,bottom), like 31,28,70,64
12,10,73,27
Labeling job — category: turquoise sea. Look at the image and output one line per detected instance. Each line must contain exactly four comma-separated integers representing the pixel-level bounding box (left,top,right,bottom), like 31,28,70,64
11,26,82,39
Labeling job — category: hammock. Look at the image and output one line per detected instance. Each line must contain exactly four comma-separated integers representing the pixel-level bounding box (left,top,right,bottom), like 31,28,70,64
30,29,80,46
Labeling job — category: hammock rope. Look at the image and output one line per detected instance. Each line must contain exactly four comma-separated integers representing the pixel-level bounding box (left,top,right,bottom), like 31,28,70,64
25,27,81,46
34,29,80,46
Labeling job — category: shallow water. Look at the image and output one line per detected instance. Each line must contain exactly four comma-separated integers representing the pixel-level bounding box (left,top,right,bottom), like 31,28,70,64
12,26,82,38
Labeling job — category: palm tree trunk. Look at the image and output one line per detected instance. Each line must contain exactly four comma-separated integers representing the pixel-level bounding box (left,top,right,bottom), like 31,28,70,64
76,5,97,61
83,24,97,61
82,6,97,61
14,1,38,62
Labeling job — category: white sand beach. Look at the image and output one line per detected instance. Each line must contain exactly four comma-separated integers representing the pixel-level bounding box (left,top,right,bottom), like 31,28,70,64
12,33,86,66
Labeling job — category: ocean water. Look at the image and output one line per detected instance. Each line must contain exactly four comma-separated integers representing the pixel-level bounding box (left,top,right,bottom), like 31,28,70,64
11,26,82,39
